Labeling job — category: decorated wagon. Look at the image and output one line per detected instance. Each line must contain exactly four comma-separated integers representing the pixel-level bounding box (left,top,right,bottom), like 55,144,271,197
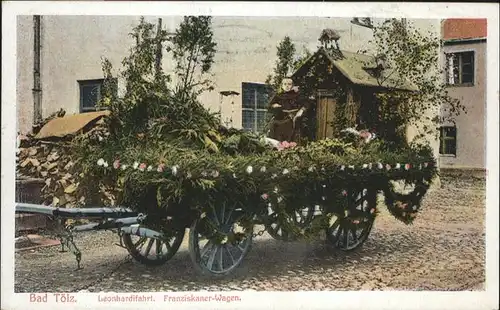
15,25,440,278
16,123,437,277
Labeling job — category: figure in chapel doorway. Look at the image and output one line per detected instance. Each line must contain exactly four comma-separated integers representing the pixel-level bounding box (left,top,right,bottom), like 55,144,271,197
268,77,311,143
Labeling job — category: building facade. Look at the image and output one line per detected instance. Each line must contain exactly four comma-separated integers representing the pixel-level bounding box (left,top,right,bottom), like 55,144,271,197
16,16,440,134
439,18,487,170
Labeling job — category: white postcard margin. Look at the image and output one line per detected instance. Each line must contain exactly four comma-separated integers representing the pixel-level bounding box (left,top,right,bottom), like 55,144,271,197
1,2,499,310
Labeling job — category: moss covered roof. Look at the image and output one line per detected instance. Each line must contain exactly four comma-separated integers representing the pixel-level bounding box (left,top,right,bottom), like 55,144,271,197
293,47,418,92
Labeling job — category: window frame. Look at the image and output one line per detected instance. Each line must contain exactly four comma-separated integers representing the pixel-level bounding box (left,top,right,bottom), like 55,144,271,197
78,78,117,113
241,82,271,133
445,50,476,87
439,126,457,156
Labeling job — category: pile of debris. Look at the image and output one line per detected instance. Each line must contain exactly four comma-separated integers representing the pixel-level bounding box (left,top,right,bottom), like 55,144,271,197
16,109,111,207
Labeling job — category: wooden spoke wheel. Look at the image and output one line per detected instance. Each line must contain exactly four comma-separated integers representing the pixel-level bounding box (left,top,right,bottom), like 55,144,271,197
265,205,315,242
122,225,185,266
326,189,375,251
189,202,253,277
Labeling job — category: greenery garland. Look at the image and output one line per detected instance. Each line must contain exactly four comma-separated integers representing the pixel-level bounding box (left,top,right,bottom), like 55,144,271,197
80,136,437,241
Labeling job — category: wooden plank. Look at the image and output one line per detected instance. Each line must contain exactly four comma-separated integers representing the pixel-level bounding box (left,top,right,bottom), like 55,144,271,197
316,90,337,140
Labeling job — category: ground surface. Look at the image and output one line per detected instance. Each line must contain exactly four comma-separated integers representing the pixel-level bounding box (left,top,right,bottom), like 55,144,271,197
14,174,486,292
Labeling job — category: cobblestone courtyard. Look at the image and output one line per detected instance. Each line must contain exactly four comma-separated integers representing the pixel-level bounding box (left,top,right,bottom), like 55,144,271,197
15,174,486,292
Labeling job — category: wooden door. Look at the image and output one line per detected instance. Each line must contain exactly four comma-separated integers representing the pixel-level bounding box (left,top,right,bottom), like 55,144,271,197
316,89,336,140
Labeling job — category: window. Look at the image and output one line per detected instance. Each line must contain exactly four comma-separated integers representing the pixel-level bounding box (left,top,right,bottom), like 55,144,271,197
445,51,475,86
439,126,457,156
78,79,117,113
241,82,272,133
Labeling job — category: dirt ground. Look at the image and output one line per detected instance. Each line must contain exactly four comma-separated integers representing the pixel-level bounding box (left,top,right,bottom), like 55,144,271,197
14,174,486,292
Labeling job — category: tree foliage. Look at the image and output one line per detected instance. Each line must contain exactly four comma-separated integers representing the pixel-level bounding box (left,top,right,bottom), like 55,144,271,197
362,19,466,142
169,16,217,100
265,37,312,93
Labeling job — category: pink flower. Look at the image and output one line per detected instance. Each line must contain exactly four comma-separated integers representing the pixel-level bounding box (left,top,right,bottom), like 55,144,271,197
386,164,391,170
341,190,348,196
289,142,297,148
261,193,269,200
352,220,360,224
359,131,372,139
157,163,165,172
405,163,411,170
113,159,120,169
281,141,290,149
138,163,147,171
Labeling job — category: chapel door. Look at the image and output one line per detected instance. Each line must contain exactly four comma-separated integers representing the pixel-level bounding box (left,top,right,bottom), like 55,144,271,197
316,89,336,140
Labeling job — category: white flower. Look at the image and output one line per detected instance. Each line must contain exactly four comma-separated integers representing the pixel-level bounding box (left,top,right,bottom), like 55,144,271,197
260,166,266,173
200,212,206,218
344,210,349,217
322,184,326,188
171,165,179,176
308,166,315,172
277,196,283,203
321,166,325,171
413,205,418,211
98,136,103,142
273,187,279,193
102,161,109,168
211,170,220,178
419,164,422,170
97,158,105,166
348,165,355,169
133,162,139,169
340,165,345,171
322,196,326,201
246,166,253,174
362,164,368,169
377,163,383,169
220,236,228,244
396,163,401,169
147,165,153,172
121,164,128,170
232,173,237,179
368,163,373,169
187,172,192,179
282,168,289,175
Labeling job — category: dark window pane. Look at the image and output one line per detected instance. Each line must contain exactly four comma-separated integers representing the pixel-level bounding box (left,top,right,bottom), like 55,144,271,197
256,110,268,133
461,52,474,65
81,85,100,109
444,140,456,155
462,73,474,84
242,85,255,109
242,109,254,131
444,126,456,138
439,127,457,155
257,91,270,109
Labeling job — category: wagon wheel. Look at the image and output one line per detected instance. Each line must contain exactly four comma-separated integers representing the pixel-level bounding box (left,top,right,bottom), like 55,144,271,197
189,202,253,277
265,205,315,241
326,189,375,251
122,225,185,266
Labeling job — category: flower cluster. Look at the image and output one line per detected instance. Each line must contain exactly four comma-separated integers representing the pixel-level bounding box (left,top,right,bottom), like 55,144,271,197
277,141,297,151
